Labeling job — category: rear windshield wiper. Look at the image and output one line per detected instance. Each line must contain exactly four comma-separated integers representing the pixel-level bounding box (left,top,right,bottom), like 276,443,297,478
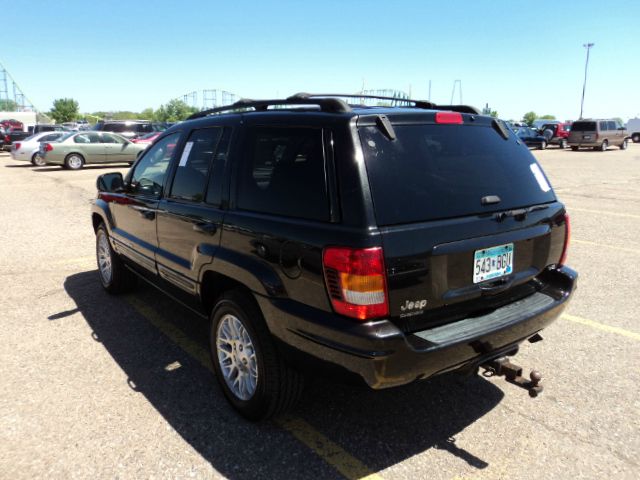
493,204,549,221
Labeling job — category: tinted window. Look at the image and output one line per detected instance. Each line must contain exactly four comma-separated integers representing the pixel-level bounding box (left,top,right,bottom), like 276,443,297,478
206,127,232,206
360,124,556,225
130,132,180,198
237,127,329,221
599,121,608,131
607,121,616,130
571,121,596,131
170,128,222,202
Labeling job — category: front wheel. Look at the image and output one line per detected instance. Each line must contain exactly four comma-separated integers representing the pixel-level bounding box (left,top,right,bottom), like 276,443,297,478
632,133,640,143
210,290,303,421
620,139,628,150
65,153,85,170
96,224,137,293
571,146,579,151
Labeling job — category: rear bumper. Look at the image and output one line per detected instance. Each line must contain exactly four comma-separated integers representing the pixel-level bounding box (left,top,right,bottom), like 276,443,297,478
257,266,577,389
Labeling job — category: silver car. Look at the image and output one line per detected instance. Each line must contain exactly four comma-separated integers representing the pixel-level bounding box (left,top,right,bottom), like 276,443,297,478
39,132,147,169
10,131,67,165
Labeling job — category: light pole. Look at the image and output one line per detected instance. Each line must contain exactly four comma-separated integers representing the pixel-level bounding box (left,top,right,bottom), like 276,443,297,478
580,43,594,119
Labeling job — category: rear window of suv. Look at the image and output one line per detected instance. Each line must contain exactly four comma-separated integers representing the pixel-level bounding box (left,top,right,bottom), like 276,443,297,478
571,121,596,131
359,124,556,225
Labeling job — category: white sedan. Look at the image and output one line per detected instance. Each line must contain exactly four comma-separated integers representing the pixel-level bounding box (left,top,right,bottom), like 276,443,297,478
10,131,67,165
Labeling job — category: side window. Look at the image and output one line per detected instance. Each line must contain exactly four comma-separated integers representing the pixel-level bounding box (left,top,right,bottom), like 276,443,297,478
42,134,59,142
599,121,608,131
206,127,232,206
607,121,616,131
74,133,91,144
102,133,125,144
129,132,181,198
237,127,330,221
170,128,222,202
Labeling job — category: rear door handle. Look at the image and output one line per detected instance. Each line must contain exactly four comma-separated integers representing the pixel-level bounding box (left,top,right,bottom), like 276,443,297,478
193,222,217,235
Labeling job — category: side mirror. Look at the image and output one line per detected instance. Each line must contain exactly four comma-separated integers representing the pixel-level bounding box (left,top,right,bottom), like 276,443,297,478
97,172,124,192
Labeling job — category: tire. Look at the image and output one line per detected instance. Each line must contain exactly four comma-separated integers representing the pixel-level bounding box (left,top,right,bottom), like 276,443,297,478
64,153,85,170
539,141,546,150
559,139,568,149
210,290,304,421
571,146,579,151
31,152,46,166
620,139,628,150
632,133,640,143
96,224,137,294
599,140,608,152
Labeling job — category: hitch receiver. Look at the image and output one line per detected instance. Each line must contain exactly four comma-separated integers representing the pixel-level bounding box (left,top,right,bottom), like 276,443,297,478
482,357,543,397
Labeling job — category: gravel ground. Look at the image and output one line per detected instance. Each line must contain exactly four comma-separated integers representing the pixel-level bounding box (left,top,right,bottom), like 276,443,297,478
0,144,638,479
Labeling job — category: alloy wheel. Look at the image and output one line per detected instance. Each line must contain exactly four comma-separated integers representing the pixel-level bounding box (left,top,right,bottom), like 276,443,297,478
216,314,258,401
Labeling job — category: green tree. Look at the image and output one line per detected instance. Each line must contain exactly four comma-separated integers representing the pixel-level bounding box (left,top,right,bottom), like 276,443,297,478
490,110,498,118
138,108,154,120
50,98,79,123
540,114,556,120
0,99,18,111
154,99,198,122
523,111,537,126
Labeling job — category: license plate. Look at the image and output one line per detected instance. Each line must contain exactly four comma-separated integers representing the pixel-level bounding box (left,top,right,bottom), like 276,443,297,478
473,243,514,284
583,135,591,140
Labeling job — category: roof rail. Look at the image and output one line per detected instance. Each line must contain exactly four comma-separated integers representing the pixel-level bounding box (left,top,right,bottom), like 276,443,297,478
186,93,480,120
186,95,351,120
296,92,436,109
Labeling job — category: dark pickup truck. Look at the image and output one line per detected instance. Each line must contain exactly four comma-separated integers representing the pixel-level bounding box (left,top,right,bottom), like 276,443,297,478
2,129,31,151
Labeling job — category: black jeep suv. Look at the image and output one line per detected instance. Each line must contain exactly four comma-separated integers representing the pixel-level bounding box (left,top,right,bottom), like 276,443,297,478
92,94,576,421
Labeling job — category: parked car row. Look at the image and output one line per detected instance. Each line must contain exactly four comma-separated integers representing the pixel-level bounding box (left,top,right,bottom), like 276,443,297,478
512,118,630,152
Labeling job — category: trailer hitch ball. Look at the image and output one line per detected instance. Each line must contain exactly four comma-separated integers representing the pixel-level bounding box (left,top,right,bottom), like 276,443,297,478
528,370,543,397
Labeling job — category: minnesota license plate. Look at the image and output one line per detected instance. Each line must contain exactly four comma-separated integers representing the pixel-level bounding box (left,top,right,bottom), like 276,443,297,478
473,243,514,284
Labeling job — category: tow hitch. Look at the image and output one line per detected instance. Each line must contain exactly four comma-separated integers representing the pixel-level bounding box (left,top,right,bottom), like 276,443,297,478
482,357,543,397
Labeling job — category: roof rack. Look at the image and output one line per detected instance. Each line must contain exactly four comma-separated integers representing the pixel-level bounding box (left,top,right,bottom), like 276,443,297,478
186,93,480,120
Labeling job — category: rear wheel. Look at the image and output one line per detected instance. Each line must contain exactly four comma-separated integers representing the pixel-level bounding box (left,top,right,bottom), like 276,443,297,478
210,290,304,421
571,146,579,151
599,140,608,152
632,133,640,143
65,153,85,170
96,224,137,293
620,139,628,150
539,141,546,150
31,152,46,166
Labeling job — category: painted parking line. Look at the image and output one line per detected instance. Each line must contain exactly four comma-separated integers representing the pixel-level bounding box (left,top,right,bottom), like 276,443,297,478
569,207,640,220
572,239,640,254
123,296,384,480
562,314,640,341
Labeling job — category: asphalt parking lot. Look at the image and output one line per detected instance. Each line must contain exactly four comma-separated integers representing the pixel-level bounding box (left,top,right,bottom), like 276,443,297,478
1,145,638,479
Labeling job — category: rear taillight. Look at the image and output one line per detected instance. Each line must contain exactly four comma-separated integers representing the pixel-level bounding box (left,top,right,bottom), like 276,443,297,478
323,247,389,320
44,143,53,152
559,213,570,266
435,111,463,124
14,142,21,151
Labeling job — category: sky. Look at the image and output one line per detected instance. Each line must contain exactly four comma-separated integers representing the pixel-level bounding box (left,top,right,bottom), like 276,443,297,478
2,0,640,122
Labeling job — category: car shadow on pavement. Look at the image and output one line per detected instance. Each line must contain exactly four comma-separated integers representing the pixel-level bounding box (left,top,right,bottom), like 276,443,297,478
4,163,34,168
61,270,504,478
